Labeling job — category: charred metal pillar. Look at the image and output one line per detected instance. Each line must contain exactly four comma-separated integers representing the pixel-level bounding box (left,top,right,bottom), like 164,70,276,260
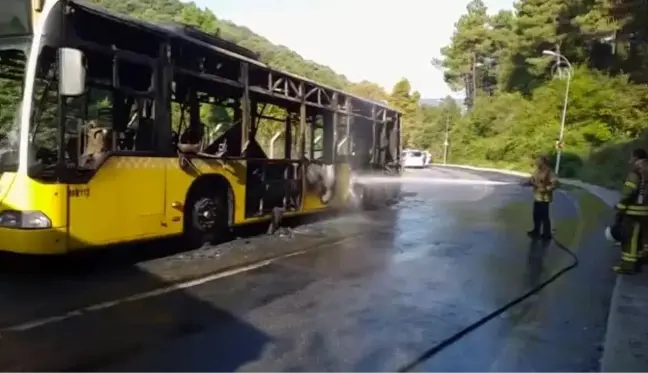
307,113,315,159
371,105,384,164
371,105,378,165
298,83,307,211
249,98,258,139
155,42,172,154
298,82,306,158
240,62,250,152
380,109,388,164
345,98,352,155
188,88,199,129
328,93,338,164
284,114,292,159
395,113,402,163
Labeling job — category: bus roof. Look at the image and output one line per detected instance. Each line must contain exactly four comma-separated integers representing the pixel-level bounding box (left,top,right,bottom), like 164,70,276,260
70,0,403,115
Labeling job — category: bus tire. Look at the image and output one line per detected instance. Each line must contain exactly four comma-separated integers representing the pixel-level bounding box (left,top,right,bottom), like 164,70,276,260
183,183,229,249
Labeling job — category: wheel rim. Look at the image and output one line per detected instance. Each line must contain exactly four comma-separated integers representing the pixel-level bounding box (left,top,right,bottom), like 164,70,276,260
193,198,218,232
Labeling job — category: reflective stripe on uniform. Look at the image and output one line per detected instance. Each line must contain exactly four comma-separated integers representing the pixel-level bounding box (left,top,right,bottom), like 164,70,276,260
534,192,552,202
622,253,638,262
623,222,642,262
623,210,648,216
616,204,648,215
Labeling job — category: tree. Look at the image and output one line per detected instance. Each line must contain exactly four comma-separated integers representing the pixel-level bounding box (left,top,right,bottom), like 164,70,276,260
487,10,516,92
438,0,492,108
416,96,462,157
348,81,389,102
433,0,648,184
388,79,423,148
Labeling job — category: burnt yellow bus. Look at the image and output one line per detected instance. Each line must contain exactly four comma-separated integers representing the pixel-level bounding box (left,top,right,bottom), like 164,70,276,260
0,0,402,254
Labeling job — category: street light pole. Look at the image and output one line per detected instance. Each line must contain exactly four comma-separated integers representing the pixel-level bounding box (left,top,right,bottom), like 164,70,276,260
542,50,573,176
443,113,450,164
429,59,452,164
472,54,477,107
555,71,571,175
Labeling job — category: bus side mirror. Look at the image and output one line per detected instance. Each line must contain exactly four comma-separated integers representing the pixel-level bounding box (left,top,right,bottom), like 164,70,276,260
59,48,86,97
33,0,45,12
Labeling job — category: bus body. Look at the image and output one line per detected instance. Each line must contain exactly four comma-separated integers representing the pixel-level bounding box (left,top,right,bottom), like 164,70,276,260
0,0,402,254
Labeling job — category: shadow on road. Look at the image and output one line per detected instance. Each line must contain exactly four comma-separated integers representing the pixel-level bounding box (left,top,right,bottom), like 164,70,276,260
0,207,356,321
526,239,550,288
0,202,368,373
0,258,271,372
0,210,343,274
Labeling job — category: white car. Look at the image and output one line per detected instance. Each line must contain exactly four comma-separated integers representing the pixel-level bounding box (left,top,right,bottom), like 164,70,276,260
402,149,427,168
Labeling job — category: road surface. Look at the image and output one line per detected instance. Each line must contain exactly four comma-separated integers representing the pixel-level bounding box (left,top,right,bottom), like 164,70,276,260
0,166,617,371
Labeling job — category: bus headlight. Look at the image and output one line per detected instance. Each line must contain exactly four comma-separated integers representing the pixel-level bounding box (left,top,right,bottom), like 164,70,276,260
0,210,52,229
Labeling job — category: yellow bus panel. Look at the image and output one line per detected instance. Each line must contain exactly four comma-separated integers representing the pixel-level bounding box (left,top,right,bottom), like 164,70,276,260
0,172,67,254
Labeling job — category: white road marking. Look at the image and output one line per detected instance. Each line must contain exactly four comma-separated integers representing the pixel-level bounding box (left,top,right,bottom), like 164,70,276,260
0,249,309,335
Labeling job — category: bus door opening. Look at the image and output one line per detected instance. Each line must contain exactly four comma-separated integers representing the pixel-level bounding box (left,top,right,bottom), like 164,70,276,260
244,107,302,217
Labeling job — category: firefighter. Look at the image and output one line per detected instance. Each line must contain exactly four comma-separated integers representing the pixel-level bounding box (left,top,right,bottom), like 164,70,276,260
612,148,648,274
521,155,558,240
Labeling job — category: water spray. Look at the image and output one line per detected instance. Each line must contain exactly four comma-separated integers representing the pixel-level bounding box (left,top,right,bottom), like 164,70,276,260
353,174,516,186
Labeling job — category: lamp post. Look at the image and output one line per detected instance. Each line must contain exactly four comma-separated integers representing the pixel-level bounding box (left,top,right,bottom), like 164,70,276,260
443,113,450,164
542,49,573,176
430,60,453,164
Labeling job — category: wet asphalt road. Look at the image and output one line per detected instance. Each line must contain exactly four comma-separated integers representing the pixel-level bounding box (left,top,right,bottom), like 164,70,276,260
0,166,618,371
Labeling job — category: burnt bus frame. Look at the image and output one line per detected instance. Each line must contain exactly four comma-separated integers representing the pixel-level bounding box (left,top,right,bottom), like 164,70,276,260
41,0,402,184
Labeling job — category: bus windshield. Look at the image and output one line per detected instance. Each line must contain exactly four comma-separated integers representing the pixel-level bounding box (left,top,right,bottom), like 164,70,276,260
0,48,27,174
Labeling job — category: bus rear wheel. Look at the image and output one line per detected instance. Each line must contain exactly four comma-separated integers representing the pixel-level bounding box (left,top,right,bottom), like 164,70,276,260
184,191,228,248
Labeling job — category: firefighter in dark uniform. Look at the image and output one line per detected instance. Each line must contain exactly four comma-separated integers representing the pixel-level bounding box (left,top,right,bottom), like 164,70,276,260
613,148,648,274
522,155,558,240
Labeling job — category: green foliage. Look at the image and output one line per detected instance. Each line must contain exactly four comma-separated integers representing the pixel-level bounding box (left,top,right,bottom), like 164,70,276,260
416,97,462,157
447,67,648,179
348,81,389,102
388,79,424,148
428,0,648,185
88,0,352,90
0,51,25,146
0,77,20,139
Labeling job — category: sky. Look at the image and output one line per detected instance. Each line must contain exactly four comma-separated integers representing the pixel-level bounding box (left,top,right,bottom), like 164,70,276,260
195,0,514,99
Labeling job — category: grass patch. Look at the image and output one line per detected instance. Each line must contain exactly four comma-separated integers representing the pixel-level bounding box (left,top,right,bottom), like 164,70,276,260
451,156,626,191
559,188,609,247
